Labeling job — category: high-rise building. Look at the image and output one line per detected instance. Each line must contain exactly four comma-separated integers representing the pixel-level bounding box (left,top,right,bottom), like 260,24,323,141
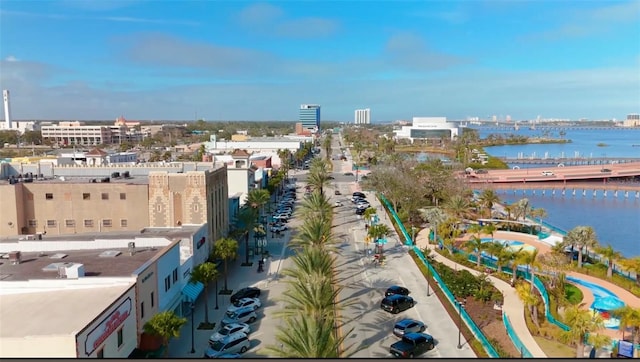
299,104,320,131
3,90,12,130
354,108,371,124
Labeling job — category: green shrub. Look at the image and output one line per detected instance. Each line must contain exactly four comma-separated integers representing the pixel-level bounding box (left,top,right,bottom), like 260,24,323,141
564,284,583,305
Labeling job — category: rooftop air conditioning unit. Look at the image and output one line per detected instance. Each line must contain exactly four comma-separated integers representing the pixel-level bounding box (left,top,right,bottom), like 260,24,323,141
65,263,85,279
8,251,22,265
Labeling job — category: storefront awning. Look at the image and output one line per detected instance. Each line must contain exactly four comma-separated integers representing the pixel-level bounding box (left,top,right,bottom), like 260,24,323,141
182,282,204,303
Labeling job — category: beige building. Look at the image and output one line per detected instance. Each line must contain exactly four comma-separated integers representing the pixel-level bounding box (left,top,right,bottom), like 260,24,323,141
148,167,229,241
41,120,143,146
0,181,150,237
0,163,229,243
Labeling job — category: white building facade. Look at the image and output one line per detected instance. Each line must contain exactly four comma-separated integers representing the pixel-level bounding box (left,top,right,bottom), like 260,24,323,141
393,117,460,142
354,108,371,124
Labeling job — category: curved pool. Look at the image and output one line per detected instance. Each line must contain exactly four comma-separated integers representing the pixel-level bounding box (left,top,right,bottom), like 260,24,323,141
480,238,537,253
566,276,625,329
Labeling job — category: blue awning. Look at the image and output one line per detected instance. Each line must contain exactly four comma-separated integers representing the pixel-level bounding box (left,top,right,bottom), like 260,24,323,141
182,282,204,303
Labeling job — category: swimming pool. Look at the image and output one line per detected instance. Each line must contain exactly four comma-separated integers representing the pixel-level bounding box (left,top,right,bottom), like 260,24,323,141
480,238,537,253
567,276,624,329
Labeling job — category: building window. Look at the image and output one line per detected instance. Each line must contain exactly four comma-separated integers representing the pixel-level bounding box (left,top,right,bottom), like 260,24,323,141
65,219,75,227
164,276,171,291
101,193,109,200
45,193,53,200
172,268,178,283
120,219,128,227
140,302,145,319
117,328,123,348
47,220,56,228
84,219,94,228
151,292,155,307
120,193,126,200
83,193,91,200
193,203,199,212
102,219,112,227
97,349,104,358
28,219,37,227
156,204,161,212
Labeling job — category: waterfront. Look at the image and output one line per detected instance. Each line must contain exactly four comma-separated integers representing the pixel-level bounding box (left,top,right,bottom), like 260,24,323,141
472,127,640,258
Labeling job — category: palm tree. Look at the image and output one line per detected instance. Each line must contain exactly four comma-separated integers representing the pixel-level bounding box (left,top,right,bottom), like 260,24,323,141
558,303,605,358
299,190,332,221
612,305,640,352
245,188,271,225
564,226,598,268
143,310,187,357
595,244,622,279
278,273,340,321
235,207,258,266
515,283,541,328
443,194,473,220
264,314,354,357
485,241,507,273
291,218,335,252
368,223,391,258
189,262,219,325
505,248,523,286
283,246,335,279
517,249,540,291
478,189,500,218
619,257,640,287
465,236,485,267
212,238,238,293
482,223,497,239
322,135,333,160
419,207,447,245
307,160,332,196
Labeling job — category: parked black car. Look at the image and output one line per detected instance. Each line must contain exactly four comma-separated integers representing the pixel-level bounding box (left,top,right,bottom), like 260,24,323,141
230,287,261,304
380,295,415,314
390,332,435,358
385,285,411,297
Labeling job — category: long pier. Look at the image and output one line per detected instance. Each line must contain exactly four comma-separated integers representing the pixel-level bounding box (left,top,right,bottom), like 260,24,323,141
473,181,640,198
499,157,640,166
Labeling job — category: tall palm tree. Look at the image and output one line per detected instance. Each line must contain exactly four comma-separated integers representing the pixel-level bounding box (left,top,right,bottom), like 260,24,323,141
478,189,500,218
235,206,258,266
264,314,354,358
564,226,598,268
291,218,335,252
189,262,219,325
485,241,508,273
482,223,497,239
322,135,333,160
559,303,605,358
299,190,332,221
283,246,335,278
307,159,332,196
368,223,391,258
516,249,540,291
245,188,271,225
212,238,238,293
143,311,187,357
464,236,485,267
515,283,541,328
612,306,640,350
443,194,473,220
419,207,447,244
278,273,340,321
595,244,622,279
505,248,523,286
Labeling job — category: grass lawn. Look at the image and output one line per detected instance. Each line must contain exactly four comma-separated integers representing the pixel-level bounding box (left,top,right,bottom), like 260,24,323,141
534,336,575,357
564,283,584,305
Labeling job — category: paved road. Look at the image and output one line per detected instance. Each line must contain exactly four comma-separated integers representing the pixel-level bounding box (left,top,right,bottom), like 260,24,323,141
329,136,476,358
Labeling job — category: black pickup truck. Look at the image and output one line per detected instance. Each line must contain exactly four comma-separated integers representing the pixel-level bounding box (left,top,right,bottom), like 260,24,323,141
389,332,435,358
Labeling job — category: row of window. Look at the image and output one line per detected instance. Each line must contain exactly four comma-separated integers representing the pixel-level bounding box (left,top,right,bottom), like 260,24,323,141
163,268,179,292
45,192,127,200
28,219,128,228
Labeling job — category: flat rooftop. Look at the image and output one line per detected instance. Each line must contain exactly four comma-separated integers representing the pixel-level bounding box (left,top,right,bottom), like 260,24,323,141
0,284,134,338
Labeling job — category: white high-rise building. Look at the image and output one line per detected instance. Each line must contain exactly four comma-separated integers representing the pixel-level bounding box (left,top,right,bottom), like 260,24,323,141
3,89,12,130
354,108,371,124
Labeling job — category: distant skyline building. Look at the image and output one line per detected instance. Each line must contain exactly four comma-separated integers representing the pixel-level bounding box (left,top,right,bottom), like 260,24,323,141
354,108,371,124
299,104,321,131
3,90,12,130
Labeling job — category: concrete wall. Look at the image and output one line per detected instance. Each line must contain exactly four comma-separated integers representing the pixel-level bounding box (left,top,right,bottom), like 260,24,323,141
155,241,181,311
0,335,76,357
227,168,253,206
76,286,137,358
134,261,159,341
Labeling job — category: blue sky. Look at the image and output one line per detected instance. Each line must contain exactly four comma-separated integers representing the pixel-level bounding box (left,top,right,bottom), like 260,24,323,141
0,0,639,122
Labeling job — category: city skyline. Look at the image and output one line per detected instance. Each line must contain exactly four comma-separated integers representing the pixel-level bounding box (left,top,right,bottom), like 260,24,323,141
0,0,639,122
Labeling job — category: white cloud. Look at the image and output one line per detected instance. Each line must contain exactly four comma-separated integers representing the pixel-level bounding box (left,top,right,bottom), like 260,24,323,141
5,56,19,62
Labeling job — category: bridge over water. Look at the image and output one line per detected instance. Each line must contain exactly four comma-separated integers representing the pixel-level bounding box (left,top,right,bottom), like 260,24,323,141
499,157,640,166
465,163,640,184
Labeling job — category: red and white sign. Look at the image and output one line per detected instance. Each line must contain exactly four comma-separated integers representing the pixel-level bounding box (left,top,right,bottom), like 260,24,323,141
84,297,132,356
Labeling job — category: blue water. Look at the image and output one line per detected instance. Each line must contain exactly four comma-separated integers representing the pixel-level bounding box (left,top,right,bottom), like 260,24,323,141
470,127,640,258
566,276,625,329
480,238,524,247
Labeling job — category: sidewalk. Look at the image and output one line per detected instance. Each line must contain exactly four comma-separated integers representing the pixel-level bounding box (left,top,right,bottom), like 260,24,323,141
168,196,294,357
413,230,547,357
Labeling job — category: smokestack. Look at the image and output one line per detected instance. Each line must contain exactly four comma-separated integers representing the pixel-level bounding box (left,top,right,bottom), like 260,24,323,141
3,90,11,130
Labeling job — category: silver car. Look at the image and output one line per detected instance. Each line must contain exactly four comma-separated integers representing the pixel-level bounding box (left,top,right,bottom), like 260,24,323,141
221,306,258,327
209,323,251,343
204,333,251,358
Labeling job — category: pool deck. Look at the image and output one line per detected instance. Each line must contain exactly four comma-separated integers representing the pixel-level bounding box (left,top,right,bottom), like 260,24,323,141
456,230,640,342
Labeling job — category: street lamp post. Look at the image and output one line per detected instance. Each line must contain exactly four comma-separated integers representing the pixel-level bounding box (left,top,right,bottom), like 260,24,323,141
189,303,195,354
215,278,219,310
456,298,467,349
426,262,431,297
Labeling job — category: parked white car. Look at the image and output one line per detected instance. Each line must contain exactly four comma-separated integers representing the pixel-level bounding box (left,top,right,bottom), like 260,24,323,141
209,323,251,343
227,297,262,313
